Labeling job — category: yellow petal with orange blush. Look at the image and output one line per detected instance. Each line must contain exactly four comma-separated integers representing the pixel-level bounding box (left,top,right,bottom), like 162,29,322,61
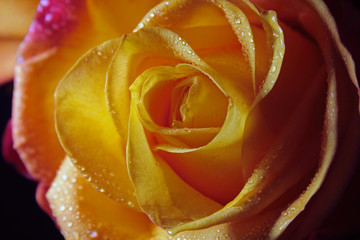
55,39,139,210
13,1,107,184
47,157,164,240
13,0,163,184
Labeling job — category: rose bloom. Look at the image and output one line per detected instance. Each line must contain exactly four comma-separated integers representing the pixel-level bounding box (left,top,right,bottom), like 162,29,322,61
1,0,360,239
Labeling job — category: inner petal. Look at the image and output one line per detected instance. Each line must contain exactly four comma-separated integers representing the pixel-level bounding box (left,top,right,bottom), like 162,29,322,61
135,64,226,149
170,74,228,129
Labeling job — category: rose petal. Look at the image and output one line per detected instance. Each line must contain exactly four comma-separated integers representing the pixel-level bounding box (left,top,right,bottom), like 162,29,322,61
13,0,92,184
47,157,165,240
13,0,162,183
55,39,140,210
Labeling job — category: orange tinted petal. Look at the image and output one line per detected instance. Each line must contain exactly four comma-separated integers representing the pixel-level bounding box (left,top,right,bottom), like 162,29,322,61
13,0,93,183
13,0,162,183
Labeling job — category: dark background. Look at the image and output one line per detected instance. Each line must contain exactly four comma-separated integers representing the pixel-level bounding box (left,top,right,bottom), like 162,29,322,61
0,0,359,239
0,83,64,239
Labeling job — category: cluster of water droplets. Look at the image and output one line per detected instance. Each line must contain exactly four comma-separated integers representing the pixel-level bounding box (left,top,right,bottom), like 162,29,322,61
48,169,102,240
70,157,135,208
27,0,80,43
165,228,233,240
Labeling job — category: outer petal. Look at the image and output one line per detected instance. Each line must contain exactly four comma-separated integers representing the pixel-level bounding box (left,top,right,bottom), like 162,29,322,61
13,0,162,183
47,157,163,240
55,39,139,209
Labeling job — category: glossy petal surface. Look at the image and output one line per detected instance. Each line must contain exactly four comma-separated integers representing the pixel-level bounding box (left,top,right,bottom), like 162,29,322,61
55,39,139,209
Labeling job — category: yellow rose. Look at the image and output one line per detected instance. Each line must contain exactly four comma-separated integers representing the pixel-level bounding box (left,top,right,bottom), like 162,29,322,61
12,0,360,239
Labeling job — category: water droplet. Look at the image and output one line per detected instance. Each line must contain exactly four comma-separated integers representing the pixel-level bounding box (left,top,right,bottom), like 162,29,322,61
67,222,73,227
235,18,241,24
59,205,65,211
270,65,276,73
62,174,68,181
88,230,98,238
138,23,144,28
72,231,80,239
44,13,53,22
96,51,102,56
40,0,49,7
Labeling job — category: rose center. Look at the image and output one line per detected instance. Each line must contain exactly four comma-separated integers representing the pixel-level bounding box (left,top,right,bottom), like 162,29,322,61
169,74,228,129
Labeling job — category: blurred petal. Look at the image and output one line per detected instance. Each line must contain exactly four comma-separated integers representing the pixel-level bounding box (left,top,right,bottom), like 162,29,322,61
0,40,21,84
0,0,38,38
0,0,37,83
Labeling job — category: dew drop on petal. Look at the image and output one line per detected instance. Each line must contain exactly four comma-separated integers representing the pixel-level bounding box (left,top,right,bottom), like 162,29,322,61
270,65,276,73
87,230,98,238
